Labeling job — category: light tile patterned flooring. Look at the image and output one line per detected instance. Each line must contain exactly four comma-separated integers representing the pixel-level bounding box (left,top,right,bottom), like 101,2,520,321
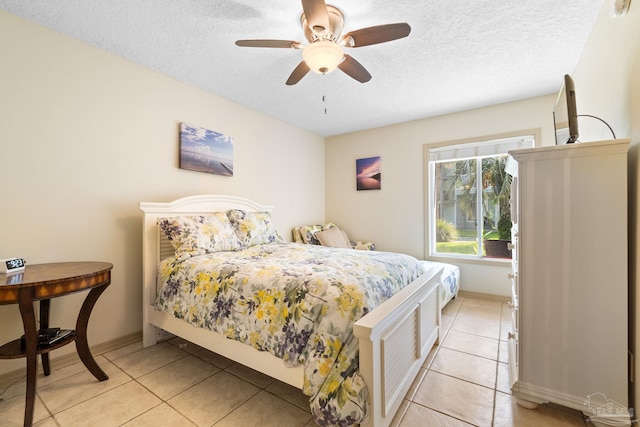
0,295,592,426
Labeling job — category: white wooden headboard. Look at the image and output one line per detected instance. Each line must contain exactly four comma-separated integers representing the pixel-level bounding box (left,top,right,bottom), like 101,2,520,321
139,194,275,341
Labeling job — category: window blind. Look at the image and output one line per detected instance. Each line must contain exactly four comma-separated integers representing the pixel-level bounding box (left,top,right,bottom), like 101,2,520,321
428,135,535,162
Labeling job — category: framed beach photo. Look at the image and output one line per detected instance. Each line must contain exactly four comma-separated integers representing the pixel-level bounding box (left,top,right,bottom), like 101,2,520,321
356,156,381,190
179,123,234,176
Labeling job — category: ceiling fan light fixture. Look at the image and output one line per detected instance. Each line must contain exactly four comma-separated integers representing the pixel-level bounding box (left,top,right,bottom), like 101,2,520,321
302,41,343,74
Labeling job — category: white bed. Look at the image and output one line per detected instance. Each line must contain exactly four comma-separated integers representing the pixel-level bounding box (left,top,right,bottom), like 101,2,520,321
140,195,443,427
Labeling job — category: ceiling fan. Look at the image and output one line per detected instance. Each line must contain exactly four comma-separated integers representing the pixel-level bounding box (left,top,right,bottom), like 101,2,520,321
235,0,411,85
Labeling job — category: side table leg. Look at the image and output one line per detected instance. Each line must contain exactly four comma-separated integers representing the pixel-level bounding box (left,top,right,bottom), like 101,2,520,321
74,283,109,381
18,288,37,427
39,299,51,376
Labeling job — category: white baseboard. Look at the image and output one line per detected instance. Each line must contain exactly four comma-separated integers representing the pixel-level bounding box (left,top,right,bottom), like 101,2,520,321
457,290,510,303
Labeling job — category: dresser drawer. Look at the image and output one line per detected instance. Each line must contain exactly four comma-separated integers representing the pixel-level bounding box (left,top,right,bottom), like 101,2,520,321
509,272,518,311
506,298,518,336
507,333,518,388
510,232,518,272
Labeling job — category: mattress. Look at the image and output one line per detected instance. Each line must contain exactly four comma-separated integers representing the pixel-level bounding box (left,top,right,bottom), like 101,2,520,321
424,261,460,307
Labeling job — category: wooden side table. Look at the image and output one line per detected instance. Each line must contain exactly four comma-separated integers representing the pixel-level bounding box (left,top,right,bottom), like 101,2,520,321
0,261,112,427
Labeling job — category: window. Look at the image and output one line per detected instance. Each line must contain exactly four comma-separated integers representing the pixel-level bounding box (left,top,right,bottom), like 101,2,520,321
427,134,535,259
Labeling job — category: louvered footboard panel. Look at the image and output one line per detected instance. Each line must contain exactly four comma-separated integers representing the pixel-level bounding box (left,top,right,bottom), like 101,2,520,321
420,284,439,350
381,305,419,416
381,282,438,417
355,265,441,427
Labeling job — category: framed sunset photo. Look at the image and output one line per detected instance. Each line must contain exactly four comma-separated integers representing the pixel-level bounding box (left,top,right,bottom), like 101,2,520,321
356,156,381,190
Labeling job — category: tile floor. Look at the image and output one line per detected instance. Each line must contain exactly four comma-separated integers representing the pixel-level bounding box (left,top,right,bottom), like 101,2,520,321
0,295,592,426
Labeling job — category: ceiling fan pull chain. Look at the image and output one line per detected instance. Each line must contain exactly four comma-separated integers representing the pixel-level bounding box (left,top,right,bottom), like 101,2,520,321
323,77,328,114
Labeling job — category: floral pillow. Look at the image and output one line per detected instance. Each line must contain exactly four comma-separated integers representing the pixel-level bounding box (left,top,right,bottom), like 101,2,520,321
158,213,243,259
301,223,337,245
226,209,284,247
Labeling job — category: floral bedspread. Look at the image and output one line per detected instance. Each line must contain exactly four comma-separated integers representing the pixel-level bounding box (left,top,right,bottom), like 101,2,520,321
156,242,426,426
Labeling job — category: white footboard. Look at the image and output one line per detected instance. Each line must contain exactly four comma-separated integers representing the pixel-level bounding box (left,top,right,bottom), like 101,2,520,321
142,265,441,426
354,264,442,427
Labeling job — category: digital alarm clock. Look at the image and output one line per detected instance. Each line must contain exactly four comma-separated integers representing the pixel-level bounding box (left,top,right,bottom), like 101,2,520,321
0,257,26,274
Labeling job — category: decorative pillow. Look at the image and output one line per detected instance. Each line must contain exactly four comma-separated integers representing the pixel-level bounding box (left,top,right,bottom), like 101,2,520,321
158,213,242,259
316,227,352,249
339,229,353,247
300,225,324,245
353,241,376,251
292,227,305,243
300,223,337,245
226,209,284,247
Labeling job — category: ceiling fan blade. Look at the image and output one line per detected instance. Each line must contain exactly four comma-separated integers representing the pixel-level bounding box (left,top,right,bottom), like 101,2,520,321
235,39,302,49
301,0,330,32
286,61,311,85
337,55,371,83
342,23,411,47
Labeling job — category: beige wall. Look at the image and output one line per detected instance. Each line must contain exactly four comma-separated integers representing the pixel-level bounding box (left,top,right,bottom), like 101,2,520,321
0,11,325,375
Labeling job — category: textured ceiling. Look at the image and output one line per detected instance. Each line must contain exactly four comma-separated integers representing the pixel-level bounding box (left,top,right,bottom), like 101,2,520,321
0,0,605,137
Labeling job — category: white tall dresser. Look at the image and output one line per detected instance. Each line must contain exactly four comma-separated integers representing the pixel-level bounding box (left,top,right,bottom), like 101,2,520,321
506,139,630,426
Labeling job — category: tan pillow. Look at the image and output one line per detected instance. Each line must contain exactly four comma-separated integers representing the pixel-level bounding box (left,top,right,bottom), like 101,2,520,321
339,230,352,247
316,227,351,249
